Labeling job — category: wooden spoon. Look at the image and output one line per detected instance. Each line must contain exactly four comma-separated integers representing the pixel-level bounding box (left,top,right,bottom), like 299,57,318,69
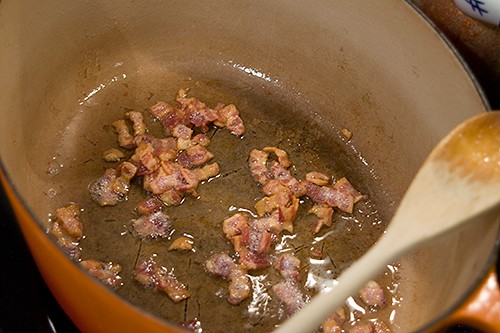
274,111,500,333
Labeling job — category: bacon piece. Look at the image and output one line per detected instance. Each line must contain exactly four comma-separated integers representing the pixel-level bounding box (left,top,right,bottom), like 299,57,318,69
149,101,175,119
192,133,211,147
223,213,249,239
126,111,146,136
132,211,172,239
205,253,251,305
80,259,123,288
215,104,245,136
102,148,125,162
249,149,271,185
305,172,330,186
277,196,299,233
159,189,183,206
275,253,301,282
193,162,220,182
179,319,203,333
305,182,355,213
255,186,292,216
112,119,135,149
359,280,386,308
272,280,305,317
333,177,367,204
322,308,346,333
134,258,190,302
172,124,193,139
177,145,214,169
269,162,305,197
54,204,83,239
131,141,159,175
89,162,137,206
373,321,392,333
156,273,191,302
49,204,83,259
350,323,375,333
169,236,194,251
263,147,292,168
135,197,163,216
308,205,334,233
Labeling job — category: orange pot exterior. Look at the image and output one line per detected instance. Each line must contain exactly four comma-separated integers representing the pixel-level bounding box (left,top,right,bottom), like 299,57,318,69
0,171,182,333
430,266,500,333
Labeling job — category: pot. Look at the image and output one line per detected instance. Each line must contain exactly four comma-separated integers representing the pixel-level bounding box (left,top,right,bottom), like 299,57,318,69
0,1,498,332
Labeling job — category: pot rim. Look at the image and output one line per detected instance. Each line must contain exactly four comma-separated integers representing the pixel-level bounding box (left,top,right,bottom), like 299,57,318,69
0,2,496,331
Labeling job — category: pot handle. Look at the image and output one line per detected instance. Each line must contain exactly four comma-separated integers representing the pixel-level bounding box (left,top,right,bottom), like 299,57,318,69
434,264,500,332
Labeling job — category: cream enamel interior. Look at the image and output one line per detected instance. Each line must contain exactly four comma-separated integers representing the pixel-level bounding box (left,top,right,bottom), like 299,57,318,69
0,1,497,332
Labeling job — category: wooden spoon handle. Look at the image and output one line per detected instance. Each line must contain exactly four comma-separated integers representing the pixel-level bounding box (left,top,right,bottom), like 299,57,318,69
430,265,500,333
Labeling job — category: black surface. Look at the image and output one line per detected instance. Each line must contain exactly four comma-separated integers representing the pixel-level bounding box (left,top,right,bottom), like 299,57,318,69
0,185,79,333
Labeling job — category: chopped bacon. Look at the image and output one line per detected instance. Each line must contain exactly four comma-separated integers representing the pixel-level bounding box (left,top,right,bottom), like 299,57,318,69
126,111,146,137
159,188,184,206
308,205,334,233
80,259,123,288
249,149,271,185
192,133,211,147
322,308,346,333
275,253,301,282
193,162,220,182
169,236,194,251
215,104,245,136
269,162,305,197
54,204,83,239
132,211,172,239
134,258,190,302
112,119,135,149
89,162,137,206
177,145,214,169
135,197,164,216
156,273,191,302
277,196,299,233
373,320,392,333
49,204,83,260
223,213,249,239
305,182,355,214
205,253,250,304
333,177,367,204
306,172,330,186
350,323,375,333
263,147,292,168
359,280,386,308
102,148,125,162
179,319,203,333
255,186,292,216
272,280,305,317
149,101,175,119
172,124,193,139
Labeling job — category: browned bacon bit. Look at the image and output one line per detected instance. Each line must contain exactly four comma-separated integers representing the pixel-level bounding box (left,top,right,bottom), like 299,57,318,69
249,149,271,185
205,253,251,305
102,148,125,162
177,145,214,169
80,259,123,288
350,323,375,333
134,257,190,302
306,172,331,186
308,204,334,233
359,280,386,308
214,103,245,136
179,319,203,333
333,177,367,204
112,119,135,149
263,147,292,168
373,320,392,333
132,211,172,239
193,162,220,182
168,236,194,251
322,307,346,333
149,100,176,119
192,133,211,147
223,213,249,239
135,197,164,216
49,204,83,260
126,111,146,137
272,280,305,317
89,162,137,206
269,162,306,197
275,253,301,282
305,182,356,214
171,123,193,139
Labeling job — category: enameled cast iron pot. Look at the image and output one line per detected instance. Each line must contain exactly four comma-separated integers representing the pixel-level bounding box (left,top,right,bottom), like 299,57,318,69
0,1,499,332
